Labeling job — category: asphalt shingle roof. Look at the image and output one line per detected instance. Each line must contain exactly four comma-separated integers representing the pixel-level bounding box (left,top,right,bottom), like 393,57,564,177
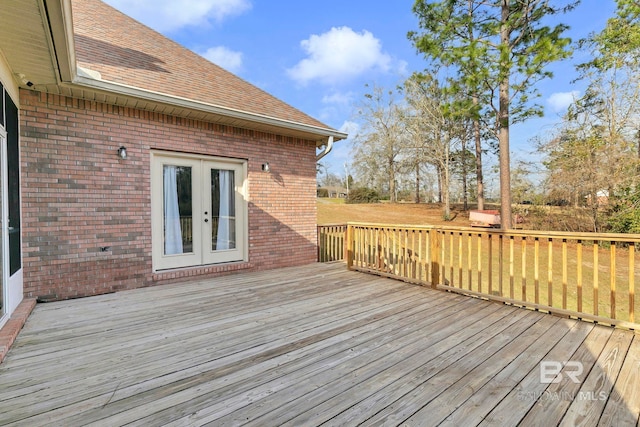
71,0,332,131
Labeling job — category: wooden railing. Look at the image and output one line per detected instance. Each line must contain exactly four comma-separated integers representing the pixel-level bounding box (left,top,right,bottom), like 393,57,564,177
345,222,640,330
317,224,347,262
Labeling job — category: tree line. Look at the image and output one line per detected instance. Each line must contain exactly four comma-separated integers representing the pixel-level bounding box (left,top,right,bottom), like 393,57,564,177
321,0,640,233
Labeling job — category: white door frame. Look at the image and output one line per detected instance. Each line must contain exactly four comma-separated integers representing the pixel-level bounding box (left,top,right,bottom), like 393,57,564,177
151,151,248,271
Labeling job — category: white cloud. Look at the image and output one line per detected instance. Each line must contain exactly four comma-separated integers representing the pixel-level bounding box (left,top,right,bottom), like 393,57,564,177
104,0,252,32
322,91,355,106
339,120,359,136
547,91,580,113
287,27,393,86
200,46,243,73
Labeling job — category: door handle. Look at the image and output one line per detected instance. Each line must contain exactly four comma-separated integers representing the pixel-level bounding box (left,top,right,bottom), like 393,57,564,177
204,218,209,223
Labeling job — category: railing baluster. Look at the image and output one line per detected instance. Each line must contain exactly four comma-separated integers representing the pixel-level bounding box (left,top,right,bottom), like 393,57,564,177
548,238,553,307
509,236,515,299
449,232,454,286
467,232,472,291
375,227,381,270
610,242,616,320
499,234,504,297
594,241,599,316
418,230,423,281
441,231,446,283
327,229,336,259
392,227,397,275
405,229,410,278
522,237,527,301
577,240,583,313
535,237,540,304
480,233,485,294
630,243,635,324
487,234,493,295
430,228,440,287
458,232,463,289
562,239,568,310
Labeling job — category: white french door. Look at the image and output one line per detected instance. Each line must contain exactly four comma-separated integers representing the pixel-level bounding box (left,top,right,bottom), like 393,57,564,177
151,152,247,271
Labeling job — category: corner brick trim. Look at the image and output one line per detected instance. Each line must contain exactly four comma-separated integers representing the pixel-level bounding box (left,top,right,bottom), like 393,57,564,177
0,298,37,364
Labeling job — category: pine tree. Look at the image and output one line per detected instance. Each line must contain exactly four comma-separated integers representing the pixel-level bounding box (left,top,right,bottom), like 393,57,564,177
410,0,577,228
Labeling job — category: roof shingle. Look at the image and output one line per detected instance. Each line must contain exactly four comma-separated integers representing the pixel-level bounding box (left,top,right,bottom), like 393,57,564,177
71,0,332,131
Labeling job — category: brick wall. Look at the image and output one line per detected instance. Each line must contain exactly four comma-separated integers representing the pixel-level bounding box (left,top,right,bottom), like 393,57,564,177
19,90,319,300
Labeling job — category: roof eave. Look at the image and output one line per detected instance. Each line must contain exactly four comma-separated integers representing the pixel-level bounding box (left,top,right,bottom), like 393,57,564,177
70,75,348,143
43,0,76,83
45,0,347,145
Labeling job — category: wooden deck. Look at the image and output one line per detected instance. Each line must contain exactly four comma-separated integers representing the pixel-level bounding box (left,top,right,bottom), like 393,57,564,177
1,263,639,426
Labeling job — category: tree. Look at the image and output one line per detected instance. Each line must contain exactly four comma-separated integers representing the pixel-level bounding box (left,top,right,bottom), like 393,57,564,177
410,0,577,228
559,0,640,232
403,72,467,219
540,111,637,232
451,147,477,210
351,84,407,202
409,0,490,212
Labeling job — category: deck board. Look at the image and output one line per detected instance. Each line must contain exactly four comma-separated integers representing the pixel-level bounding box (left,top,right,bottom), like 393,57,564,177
0,262,638,426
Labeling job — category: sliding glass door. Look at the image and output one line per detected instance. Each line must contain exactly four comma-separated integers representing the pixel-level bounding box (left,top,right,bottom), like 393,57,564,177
152,153,247,271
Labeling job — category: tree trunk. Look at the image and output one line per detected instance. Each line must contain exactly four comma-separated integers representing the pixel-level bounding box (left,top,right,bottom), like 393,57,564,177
389,157,396,202
468,0,484,211
499,1,513,229
444,133,451,220
437,164,443,203
473,95,484,210
415,162,421,203
461,139,468,211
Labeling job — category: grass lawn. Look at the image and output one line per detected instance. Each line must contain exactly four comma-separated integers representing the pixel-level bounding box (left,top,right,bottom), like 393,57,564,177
317,200,474,227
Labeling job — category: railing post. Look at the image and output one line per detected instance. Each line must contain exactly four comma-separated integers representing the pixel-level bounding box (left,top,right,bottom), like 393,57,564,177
430,228,440,288
345,224,354,269
317,225,323,262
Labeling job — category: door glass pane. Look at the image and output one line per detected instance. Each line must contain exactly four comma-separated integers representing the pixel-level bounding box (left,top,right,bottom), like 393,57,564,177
6,92,19,275
211,169,236,251
163,165,193,255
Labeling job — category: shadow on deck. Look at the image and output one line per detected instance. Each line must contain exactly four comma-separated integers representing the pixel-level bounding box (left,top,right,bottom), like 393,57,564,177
0,262,638,426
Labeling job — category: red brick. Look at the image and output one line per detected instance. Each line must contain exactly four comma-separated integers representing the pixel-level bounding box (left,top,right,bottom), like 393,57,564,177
20,90,319,301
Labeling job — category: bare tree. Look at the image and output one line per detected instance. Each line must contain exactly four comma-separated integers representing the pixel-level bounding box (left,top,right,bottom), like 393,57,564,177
403,72,467,219
541,0,640,232
351,84,408,201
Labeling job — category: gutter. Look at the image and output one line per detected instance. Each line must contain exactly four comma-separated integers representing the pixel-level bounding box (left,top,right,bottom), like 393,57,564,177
316,136,334,161
69,75,347,144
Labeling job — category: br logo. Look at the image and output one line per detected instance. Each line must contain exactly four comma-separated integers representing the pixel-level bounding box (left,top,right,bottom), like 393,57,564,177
539,361,584,384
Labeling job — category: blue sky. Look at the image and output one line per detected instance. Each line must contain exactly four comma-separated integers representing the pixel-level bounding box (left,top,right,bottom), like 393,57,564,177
104,0,617,185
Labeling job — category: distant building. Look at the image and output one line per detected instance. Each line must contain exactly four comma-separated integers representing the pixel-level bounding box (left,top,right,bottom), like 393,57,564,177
585,190,610,206
318,186,348,198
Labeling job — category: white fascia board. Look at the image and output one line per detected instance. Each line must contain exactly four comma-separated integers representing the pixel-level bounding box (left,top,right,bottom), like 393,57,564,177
44,0,77,83
70,76,348,141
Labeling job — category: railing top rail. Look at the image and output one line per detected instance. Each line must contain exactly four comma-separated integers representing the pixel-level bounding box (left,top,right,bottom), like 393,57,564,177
317,223,348,228
346,222,640,243
347,221,436,231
